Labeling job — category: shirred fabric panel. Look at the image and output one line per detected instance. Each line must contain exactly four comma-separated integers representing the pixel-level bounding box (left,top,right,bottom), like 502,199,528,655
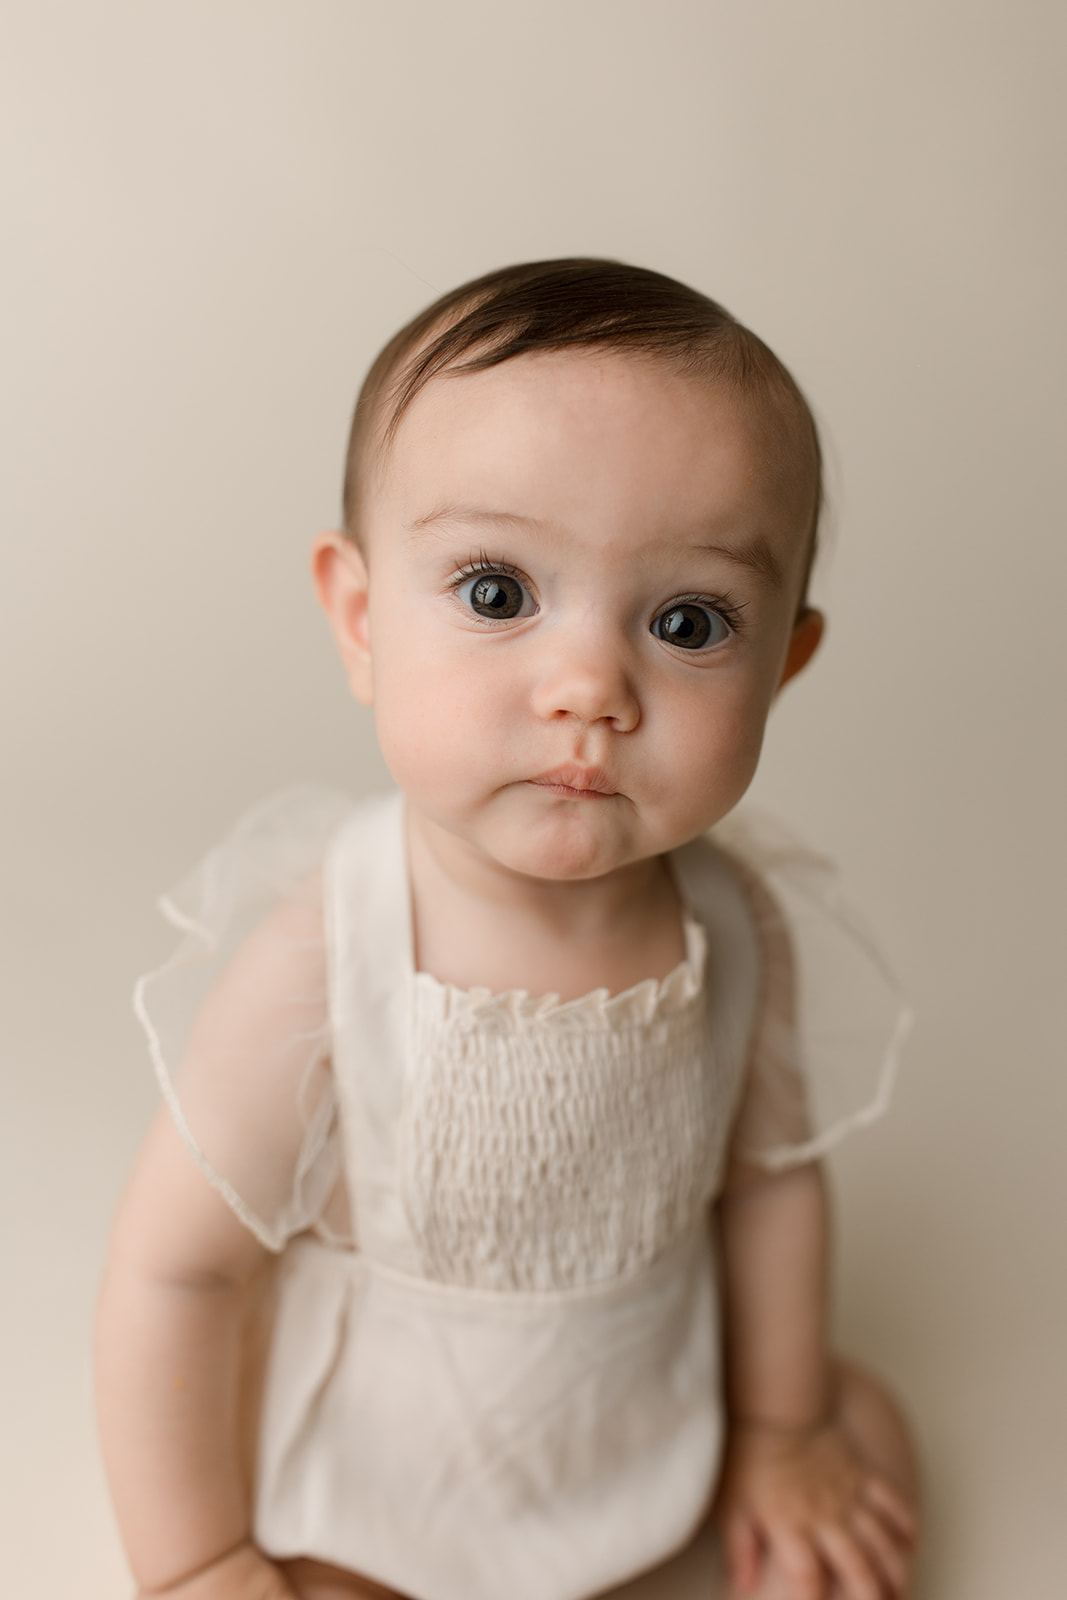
402,921,719,1291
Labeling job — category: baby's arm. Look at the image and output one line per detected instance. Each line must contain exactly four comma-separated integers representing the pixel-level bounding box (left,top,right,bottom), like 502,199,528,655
714,856,916,1598
96,1111,294,1598
716,1161,916,1600
719,1158,830,1434
95,893,330,1599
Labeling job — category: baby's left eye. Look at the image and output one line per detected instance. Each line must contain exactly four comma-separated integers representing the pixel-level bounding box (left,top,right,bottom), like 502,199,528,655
651,602,731,651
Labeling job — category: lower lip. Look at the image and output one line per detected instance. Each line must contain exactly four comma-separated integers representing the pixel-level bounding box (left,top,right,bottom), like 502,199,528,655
528,780,616,800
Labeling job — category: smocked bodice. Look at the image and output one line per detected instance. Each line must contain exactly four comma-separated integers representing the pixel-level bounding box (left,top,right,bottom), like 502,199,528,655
403,920,712,1291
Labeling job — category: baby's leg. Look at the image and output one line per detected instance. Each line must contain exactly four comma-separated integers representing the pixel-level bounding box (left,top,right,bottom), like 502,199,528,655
832,1357,919,1506
279,1555,408,1600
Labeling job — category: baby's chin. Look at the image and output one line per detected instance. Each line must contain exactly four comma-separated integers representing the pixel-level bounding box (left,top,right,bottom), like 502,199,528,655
472,806,656,885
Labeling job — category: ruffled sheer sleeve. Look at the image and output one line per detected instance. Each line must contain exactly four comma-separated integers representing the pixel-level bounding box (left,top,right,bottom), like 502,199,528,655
133,788,357,1251
715,811,913,1173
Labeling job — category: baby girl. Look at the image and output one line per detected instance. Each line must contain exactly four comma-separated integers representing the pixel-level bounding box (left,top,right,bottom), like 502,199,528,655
96,258,919,1600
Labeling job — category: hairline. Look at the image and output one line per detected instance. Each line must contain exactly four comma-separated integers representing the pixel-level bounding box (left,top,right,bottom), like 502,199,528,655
342,273,822,607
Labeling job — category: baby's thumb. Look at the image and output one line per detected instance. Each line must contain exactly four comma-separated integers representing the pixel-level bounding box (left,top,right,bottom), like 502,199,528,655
723,1510,761,1593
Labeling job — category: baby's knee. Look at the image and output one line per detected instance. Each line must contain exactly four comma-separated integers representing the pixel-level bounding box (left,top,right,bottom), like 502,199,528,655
833,1355,921,1508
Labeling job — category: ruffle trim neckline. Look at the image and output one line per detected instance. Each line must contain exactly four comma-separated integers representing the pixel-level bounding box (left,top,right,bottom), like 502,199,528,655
412,916,706,1031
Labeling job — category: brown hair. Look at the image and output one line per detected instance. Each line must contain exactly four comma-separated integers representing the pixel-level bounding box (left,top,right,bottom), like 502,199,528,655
343,258,822,600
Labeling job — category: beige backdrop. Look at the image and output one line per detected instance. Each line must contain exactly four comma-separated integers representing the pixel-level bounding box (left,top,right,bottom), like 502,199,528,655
2,2,1064,1593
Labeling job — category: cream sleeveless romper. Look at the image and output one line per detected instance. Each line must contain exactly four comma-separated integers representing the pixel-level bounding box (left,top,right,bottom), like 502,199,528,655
137,789,909,1600
252,792,759,1599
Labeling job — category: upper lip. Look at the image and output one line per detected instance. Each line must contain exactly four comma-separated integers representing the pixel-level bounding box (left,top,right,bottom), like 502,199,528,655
528,765,618,795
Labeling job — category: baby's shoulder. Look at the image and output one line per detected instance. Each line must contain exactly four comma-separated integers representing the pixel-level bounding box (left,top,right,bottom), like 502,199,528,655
138,786,359,1080
187,874,328,1050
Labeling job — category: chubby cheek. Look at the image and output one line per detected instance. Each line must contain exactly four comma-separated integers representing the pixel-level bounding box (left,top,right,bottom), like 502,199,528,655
664,683,770,828
370,641,513,805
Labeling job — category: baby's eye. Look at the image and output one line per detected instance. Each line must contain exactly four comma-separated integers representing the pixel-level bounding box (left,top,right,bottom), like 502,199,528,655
456,570,535,621
651,602,731,651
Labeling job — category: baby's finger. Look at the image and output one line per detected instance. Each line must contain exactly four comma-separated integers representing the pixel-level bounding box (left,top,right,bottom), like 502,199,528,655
862,1476,918,1543
723,1511,762,1593
851,1507,911,1595
813,1522,883,1600
769,1529,828,1600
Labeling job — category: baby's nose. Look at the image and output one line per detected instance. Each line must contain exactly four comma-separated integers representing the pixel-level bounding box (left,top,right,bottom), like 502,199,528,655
529,631,641,732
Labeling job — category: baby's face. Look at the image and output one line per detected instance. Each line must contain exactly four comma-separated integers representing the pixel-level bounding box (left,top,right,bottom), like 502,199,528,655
330,350,820,883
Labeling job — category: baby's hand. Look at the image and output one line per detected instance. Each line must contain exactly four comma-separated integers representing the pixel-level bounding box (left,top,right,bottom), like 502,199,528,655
715,1418,917,1600
137,1540,298,1600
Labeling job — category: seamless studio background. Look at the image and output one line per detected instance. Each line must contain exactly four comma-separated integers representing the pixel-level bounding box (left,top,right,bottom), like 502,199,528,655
2,2,1065,1594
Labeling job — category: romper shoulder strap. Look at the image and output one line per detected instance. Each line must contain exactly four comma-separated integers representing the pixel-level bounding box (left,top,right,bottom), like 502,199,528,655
670,832,763,1127
323,790,424,1271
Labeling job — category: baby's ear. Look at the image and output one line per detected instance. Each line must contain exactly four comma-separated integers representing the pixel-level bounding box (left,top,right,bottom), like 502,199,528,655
312,532,373,704
777,606,825,692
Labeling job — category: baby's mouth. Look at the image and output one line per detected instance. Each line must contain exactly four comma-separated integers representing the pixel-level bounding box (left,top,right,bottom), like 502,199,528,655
528,765,618,799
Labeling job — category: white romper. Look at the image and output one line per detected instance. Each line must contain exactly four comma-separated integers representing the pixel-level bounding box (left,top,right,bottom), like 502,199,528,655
136,790,909,1600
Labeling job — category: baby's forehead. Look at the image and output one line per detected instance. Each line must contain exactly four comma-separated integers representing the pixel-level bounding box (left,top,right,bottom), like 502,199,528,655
384,350,817,527
364,354,814,598
392,347,756,447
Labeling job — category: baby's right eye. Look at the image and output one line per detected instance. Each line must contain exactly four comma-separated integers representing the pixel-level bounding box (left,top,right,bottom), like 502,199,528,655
454,568,536,621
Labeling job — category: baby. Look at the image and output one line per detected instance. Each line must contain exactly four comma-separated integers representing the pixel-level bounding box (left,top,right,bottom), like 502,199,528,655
96,259,919,1600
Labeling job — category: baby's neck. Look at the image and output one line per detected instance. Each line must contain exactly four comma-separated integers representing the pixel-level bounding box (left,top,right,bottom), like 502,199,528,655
405,811,687,1001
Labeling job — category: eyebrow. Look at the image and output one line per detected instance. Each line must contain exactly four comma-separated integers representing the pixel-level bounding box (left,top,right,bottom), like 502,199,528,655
406,504,544,535
695,538,785,593
407,504,785,592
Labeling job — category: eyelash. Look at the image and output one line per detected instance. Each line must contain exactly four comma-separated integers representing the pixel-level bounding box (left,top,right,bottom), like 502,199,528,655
447,552,530,595
664,591,749,636
446,556,749,638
